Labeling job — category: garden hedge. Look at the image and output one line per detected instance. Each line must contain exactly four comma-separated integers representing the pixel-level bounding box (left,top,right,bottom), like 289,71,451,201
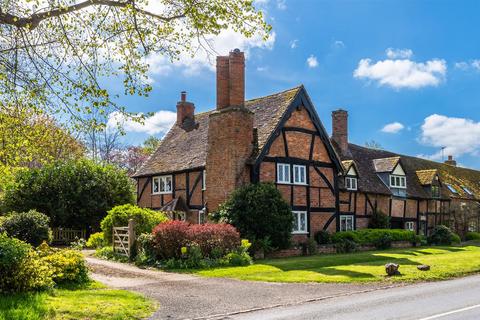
332,229,417,245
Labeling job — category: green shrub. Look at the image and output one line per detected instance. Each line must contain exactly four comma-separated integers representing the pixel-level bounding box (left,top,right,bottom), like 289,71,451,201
305,238,318,255
0,233,53,293
101,204,168,244
0,210,52,246
212,183,293,250
466,232,480,241
428,225,458,245
451,233,461,244
39,245,89,285
374,234,392,249
135,233,156,266
368,210,390,229
86,232,105,249
335,239,357,253
314,230,331,245
332,229,416,245
220,252,252,266
2,160,135,230
94,246,129,263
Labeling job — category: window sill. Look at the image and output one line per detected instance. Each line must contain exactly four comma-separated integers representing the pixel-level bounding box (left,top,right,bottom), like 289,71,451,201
292,231,308,235
346,188,358,191
152,192,173,195
276,182,309,186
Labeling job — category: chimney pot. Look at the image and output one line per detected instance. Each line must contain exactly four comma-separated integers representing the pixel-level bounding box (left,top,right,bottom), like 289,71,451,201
445,155,457,166
181,91,186,102
176,91,195,128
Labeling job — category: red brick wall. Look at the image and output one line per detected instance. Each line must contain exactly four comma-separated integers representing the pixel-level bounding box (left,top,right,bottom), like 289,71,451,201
391,199,405,218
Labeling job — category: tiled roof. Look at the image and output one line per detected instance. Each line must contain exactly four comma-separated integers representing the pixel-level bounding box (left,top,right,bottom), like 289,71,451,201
416,169,438,185
373,157,401,173
337,143,480,200
133,86,302,177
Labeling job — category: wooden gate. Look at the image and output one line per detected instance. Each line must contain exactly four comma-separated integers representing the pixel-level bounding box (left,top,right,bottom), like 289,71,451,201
113,219,136,258
52,228,86,244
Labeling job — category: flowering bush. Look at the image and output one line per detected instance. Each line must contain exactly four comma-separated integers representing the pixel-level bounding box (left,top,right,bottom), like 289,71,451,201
152,221,241,260
0,233,53,293
152,220,190,259
187,223,241,258
101,204,168,244
38,244,89,285
86,232,105,249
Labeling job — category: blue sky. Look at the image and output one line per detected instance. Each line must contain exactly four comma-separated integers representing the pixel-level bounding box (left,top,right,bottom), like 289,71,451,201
110,0,480,169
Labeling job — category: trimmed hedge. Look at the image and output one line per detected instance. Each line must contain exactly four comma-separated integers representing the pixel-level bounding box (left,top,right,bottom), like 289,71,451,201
466,232,480,241
332,229,417,246
428,225,460,245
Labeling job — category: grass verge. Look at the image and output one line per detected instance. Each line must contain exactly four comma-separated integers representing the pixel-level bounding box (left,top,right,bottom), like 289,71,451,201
0,282,156,320
191,245,480,283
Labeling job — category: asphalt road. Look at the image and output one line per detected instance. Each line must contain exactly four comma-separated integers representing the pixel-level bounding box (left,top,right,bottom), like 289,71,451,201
224,274,480,320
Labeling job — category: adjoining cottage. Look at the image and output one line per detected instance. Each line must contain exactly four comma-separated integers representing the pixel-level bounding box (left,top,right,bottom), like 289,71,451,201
133,49,480,239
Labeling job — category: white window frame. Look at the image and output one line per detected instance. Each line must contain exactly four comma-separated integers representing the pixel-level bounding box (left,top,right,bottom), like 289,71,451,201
405,221,415,231
293,165,307,185
446,184,458,194
198,209,206,224
340,215,355,231
152,175,173,194
202,170,206,190
389,175,406,189
292,211,307,234
462,186,473,195
345,177,358,191
277,163,291,184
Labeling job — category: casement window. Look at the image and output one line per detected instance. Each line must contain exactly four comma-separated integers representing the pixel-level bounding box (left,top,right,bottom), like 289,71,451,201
405,221,415,231
152,175,172,194
431,185,440,198
345,177,358,191
339,215,354,232
389,175,406,189
292,211,307,234
277,163,291,184
469,221,477,232
202,170,206,190
293,165,307,185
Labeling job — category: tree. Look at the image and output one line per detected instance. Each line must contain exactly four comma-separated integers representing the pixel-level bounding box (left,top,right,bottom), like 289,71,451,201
212,183,294,250
365,140,383,150
2,159,135,230
0,106,84,168
0,1,270,128
143,136,161,154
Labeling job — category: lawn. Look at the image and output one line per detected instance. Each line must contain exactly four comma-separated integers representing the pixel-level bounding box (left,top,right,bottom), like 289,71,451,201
193,245,480,283
0,282,156,320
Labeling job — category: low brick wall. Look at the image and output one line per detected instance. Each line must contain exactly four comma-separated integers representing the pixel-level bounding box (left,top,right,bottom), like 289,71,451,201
264,241,415,259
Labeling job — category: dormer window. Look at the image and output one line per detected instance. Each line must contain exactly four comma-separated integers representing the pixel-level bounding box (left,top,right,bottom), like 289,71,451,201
345,177,357,191
390,175,406,188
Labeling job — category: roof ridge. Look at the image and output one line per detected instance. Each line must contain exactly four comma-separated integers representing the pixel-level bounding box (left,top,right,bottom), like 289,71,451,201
245,85,303,103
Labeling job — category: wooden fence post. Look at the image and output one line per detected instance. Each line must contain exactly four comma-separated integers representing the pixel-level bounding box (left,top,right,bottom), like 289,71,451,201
128,219,136,260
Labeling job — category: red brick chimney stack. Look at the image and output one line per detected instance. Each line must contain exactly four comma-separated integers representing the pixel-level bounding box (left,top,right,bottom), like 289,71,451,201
332,109,349,155
206,49,253,212
176,91,195,127
444,155,457,167
216,49,245,109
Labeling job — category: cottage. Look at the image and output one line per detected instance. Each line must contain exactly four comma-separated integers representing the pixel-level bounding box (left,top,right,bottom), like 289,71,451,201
133,49,480,239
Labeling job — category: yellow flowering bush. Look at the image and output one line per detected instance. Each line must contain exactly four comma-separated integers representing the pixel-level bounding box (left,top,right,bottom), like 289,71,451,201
39,244,90,285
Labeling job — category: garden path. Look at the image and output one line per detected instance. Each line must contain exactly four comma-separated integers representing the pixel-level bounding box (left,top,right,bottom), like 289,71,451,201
86,255,397,320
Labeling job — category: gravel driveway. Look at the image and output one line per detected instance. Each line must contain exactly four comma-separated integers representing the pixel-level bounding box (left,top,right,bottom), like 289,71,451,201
86,256,397,320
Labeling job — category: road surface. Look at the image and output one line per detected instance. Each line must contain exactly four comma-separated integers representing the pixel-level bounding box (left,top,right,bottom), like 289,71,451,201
224,274,480,320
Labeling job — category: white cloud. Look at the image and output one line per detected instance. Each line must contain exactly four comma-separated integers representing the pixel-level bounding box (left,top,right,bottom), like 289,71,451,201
419,114,480,160
290,39,298,49
256,66,268,72
254,0,270,4
277,0,287,10
306,55,318,68
381,122,405,133
333,40,345,48
354,53,447,89
455,60,480,71
146,29,276,78
107,110,176,136
385,48,413,59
